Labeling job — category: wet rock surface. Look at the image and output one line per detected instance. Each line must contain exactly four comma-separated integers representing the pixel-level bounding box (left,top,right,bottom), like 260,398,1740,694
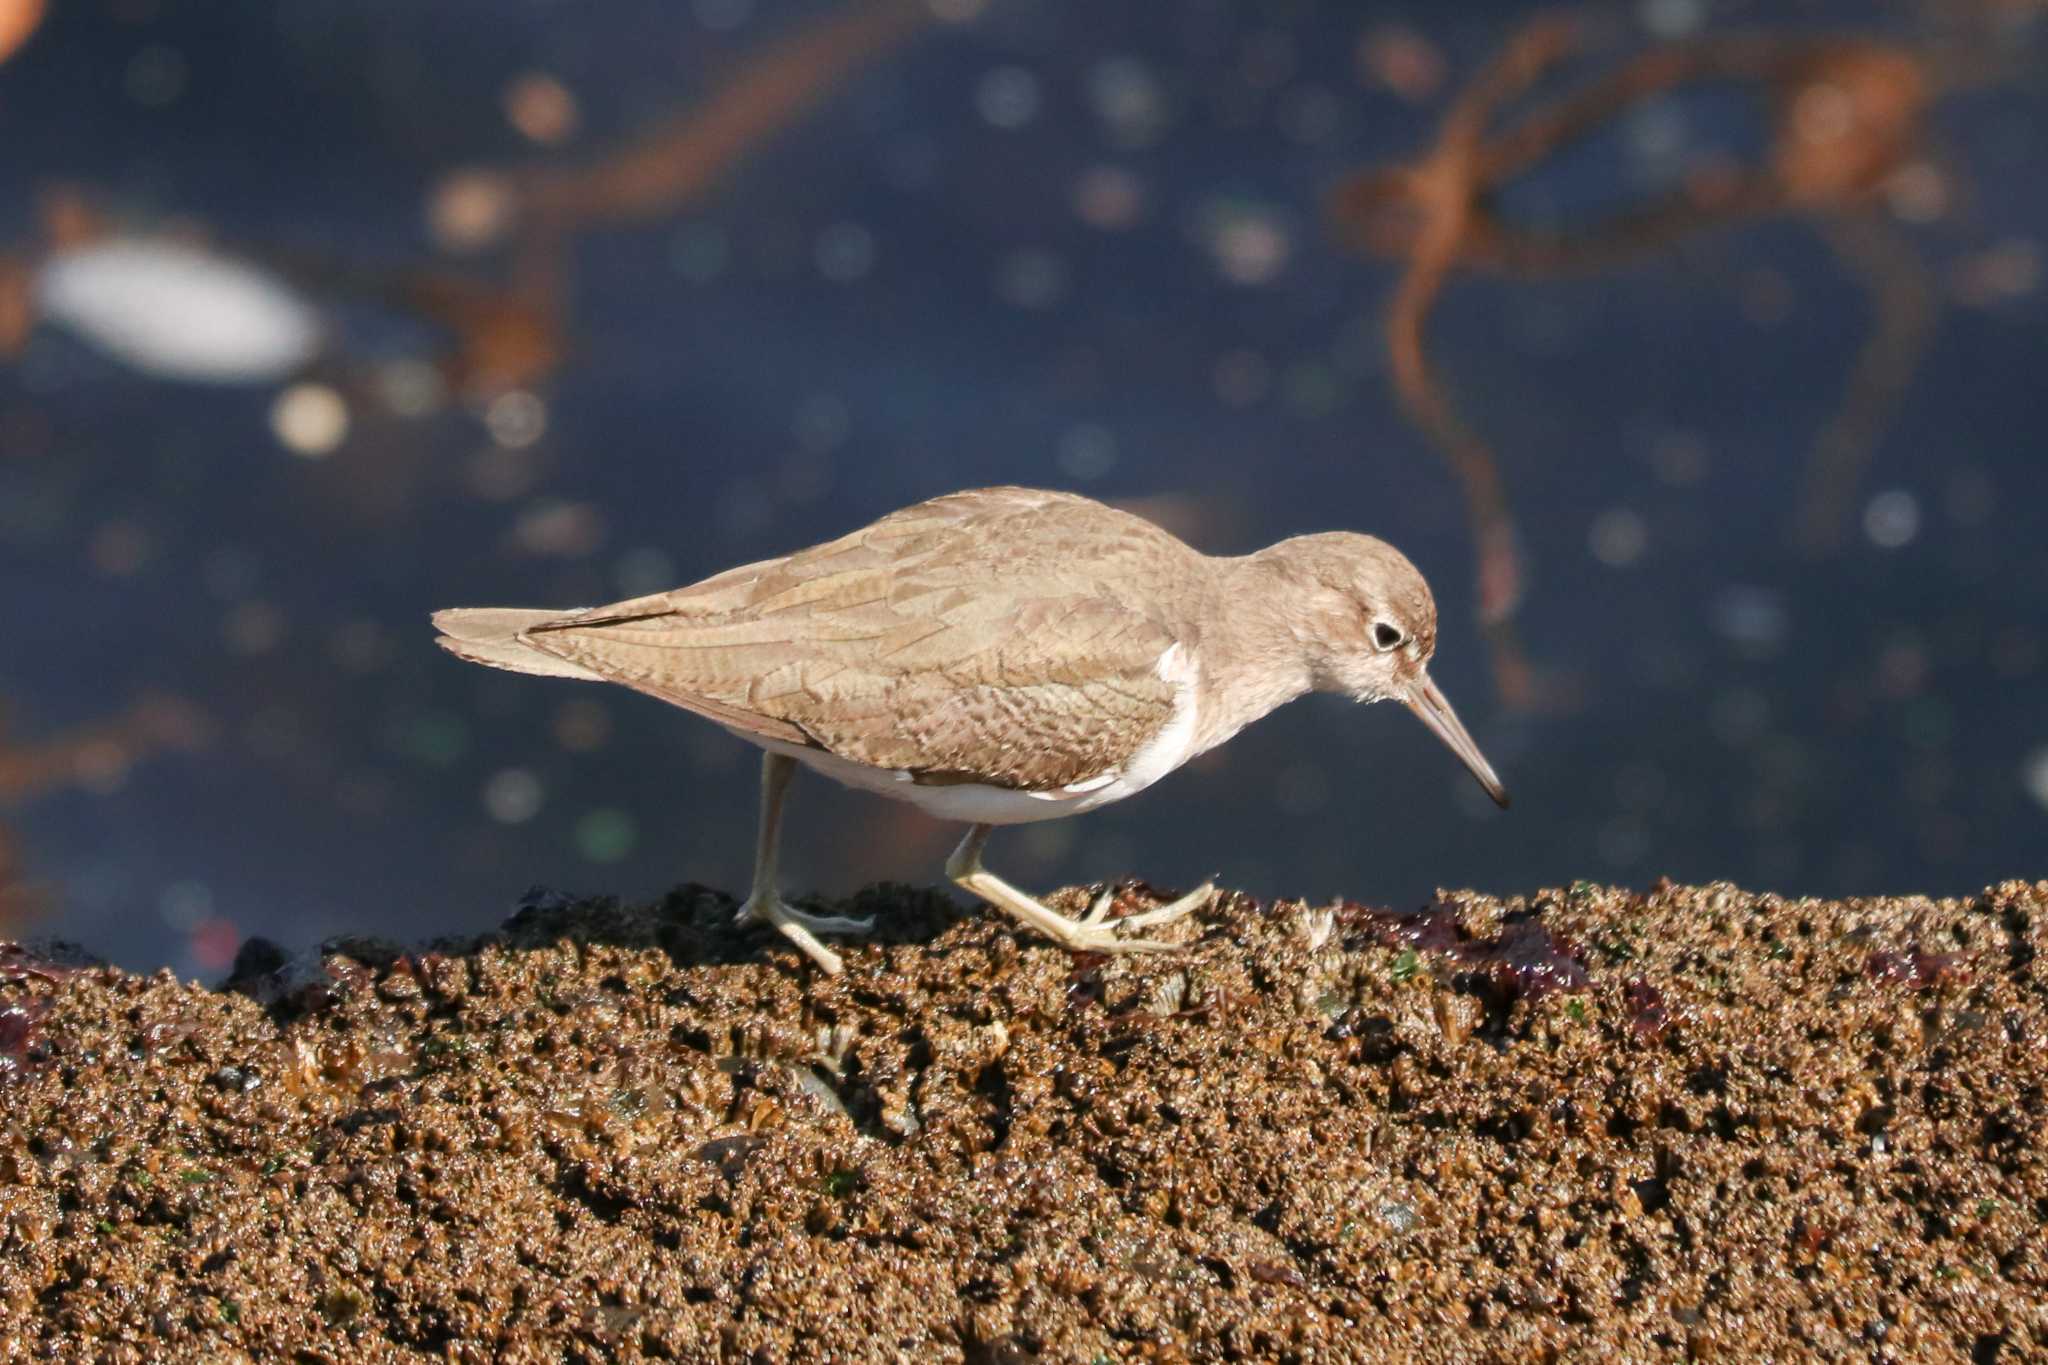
2,878,2045,1362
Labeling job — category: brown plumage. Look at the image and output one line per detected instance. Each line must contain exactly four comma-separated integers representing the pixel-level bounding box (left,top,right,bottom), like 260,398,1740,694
434,486,1505,973
443,488,1197,791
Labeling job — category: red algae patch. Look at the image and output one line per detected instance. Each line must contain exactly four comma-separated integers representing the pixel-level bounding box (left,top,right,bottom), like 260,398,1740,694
2,878,2046,1360
0,996,50,1083
0,940,83,985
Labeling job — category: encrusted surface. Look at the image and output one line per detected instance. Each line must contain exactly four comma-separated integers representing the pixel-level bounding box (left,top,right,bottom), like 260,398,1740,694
2,878,2044,1362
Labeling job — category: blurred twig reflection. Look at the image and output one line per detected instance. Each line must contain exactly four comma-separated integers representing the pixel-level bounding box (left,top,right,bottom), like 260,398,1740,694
1331,15,1971,705
256,250,567,402
0,695,212,806
426,0,937,345
1327,18,1578,712
5,2,940,410
286,0,938,404
0,694,212,931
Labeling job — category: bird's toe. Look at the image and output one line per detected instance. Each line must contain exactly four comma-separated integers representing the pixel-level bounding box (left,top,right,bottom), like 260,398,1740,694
1120,881,1215,931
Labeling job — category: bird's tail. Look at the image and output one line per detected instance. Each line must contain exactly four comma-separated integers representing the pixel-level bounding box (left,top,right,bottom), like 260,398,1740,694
431,607,605,681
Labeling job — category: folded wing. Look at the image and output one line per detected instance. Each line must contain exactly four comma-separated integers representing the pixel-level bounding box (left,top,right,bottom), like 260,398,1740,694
520,488,1189,790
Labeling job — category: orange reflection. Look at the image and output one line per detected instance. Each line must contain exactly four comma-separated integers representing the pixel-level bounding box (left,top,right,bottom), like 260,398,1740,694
1331,18,1956,703
0,0,43,68
0,251,30,360
432,0,936,252
1327,17,1577,708
0,694,212,806
0,694,212,932
356,0,938,403
6,6,944,408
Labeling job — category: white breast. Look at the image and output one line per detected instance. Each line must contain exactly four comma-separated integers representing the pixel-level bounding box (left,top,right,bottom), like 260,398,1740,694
741,641,1203,827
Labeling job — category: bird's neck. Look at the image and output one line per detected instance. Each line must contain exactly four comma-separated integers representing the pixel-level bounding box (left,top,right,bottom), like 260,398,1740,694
1184,554,1318,757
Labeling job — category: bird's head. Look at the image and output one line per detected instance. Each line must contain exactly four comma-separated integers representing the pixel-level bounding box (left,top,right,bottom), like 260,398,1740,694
1261,532,1508,807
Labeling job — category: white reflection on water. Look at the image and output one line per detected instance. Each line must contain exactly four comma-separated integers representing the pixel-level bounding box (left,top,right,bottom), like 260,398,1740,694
37,240,320,383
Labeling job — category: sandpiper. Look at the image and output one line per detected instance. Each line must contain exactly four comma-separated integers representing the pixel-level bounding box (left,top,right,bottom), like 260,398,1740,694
435,486,1507,973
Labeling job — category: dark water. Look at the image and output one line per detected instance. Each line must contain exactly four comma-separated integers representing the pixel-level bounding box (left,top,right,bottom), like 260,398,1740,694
2,0,2043,976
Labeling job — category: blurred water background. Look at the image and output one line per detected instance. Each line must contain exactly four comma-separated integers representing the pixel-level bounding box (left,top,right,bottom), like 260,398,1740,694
2,0,2043,976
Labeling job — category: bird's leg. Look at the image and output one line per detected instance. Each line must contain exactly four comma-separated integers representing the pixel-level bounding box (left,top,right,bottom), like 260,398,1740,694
733,751,873,973
945,824,1211,954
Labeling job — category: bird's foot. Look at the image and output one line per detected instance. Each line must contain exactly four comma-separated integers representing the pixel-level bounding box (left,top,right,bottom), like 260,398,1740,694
1087,880,1215,931
1034,881,1215,954
947,825,1212,958
733,897,874,936
733,895,874,975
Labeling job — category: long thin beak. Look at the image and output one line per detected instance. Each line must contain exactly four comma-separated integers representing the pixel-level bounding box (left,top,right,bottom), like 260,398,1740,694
1403,672,1509,808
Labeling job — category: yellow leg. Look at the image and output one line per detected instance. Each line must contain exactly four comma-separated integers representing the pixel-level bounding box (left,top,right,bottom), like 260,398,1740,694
944,824,1211,954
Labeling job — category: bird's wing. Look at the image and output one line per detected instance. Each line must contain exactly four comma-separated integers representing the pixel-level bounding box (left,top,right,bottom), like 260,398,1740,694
526,489,1189,790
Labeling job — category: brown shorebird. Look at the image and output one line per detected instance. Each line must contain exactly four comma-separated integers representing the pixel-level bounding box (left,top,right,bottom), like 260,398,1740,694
434,486,1506,973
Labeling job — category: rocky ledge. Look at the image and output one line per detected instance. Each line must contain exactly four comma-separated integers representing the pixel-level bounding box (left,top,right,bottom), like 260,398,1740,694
2,877,2044,1362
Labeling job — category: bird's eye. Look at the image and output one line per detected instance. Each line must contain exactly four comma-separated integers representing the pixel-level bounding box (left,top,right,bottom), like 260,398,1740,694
1373,622,1404,651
